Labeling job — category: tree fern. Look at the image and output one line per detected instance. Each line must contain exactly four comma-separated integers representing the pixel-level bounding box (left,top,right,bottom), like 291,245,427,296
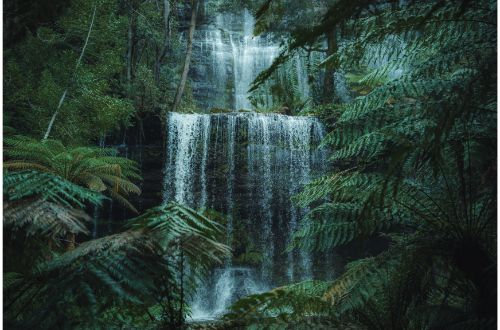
4,135,142,212
4,170,103,208
225,280,334,325
4,202,230,328
228,0,496,328
4,170,104,241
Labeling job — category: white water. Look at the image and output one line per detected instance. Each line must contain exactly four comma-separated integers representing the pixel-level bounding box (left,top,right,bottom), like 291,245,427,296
192,6,358,111
190,267,268,320
163,112,326,319
232,10,279,109
162,6,334,322
194,9,279,110
247,115,274,282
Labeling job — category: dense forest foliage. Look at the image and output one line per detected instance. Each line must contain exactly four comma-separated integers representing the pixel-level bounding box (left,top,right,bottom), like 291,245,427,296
3,0,497,329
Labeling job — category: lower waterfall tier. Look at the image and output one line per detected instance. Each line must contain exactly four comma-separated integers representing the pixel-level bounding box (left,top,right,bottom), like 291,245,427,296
163,112,333,319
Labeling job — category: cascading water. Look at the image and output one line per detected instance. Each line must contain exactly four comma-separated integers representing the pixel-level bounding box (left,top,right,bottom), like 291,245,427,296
163,112,326,319
163,6,333,321
232,10,278,109
191,6,357,110
192,9,279,110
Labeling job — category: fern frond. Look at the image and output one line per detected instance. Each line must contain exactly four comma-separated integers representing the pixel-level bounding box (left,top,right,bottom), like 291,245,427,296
4,135,141,211
4,198,91,239
4,170,103,208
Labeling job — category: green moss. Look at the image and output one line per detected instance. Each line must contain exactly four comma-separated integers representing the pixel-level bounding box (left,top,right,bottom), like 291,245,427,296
209,107,233,114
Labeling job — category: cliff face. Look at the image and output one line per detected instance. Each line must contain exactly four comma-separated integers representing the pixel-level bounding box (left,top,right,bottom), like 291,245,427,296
104,9,279,218
94,114,165,235
103,8,284,223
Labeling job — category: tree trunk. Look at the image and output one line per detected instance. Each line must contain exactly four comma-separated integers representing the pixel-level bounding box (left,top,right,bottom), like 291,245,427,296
160,0,171,62
43,89,68,141
171,0,198,114
126,12,135,85
154,0,171,84
154,48,161,84
322,28,337,104
42,5,97,141
66,233,76,250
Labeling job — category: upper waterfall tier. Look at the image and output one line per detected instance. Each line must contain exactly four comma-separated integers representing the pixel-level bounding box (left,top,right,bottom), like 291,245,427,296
190,9,279,110
189,8,353,110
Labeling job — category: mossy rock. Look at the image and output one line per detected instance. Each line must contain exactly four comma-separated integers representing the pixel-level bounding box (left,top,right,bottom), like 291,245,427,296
209,108,233,114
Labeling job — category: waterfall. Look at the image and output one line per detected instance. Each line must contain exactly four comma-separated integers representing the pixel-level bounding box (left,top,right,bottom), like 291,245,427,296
164,4,332,321
162,113,211,206
226,115,236,248
192,9,279,110
247,115,275,281
231,10,279,109
191,8,356,112
199,118,211,209
163,112,326,319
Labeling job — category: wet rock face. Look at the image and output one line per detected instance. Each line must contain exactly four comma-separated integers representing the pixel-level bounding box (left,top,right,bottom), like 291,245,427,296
125,115,165,215
96,114,165,234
